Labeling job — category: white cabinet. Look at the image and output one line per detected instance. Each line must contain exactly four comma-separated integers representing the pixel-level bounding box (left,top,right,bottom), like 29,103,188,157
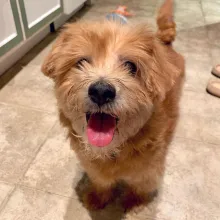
0,0,23,56
0,0,62,56
0,0,90,70
0,1,17,46
18,0,62,37
24,0,61,28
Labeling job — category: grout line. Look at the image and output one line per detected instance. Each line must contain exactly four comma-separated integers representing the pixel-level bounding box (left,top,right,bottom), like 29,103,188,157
183,88,207,93
0,101,57,115
17,121,58,186
14,184,76,200
174,134,220,147
0,186,16,215
0,120,59,214
0,180,15,185
199,0,207,25
0,183,75,216
199,0,213,65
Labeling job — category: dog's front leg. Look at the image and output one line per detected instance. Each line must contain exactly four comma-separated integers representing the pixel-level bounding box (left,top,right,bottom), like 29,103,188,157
122,175,160,212
83,175,115,210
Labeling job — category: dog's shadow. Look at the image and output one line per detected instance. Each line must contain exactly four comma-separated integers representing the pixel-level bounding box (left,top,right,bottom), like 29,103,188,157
64,173,158,220
66,173,125,220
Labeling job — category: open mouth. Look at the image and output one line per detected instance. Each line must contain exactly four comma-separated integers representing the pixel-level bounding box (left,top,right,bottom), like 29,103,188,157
86,112,118,147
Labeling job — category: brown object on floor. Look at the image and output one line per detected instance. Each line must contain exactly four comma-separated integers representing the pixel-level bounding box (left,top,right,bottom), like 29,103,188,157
211,65,220,78
207,80,220,98
41,0,185,212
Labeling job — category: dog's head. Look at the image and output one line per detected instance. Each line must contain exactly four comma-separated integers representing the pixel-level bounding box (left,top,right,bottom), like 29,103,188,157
42,21,179,157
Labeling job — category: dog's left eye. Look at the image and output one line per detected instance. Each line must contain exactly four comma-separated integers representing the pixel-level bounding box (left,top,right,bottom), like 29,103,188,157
123,61,137,75
76,58,90,69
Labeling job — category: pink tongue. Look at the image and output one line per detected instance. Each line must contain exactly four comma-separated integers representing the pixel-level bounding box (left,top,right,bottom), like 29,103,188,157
87,113,116,147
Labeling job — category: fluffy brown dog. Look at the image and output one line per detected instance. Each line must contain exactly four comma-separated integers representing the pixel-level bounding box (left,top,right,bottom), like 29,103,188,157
42,0,184,211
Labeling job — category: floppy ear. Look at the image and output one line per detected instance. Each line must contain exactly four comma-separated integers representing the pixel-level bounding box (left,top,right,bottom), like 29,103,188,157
149,38,181,101
41,30,69,79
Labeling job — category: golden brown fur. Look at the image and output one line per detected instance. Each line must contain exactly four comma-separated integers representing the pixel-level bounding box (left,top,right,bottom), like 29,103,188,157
42,0,184,211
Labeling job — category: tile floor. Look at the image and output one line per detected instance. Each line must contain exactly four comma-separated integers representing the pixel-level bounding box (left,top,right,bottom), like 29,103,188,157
0,0,220,219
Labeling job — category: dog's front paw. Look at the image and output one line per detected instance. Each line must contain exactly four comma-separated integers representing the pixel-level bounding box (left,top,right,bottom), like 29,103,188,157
83,190,112,210
121,191,145,213
122,189,158,213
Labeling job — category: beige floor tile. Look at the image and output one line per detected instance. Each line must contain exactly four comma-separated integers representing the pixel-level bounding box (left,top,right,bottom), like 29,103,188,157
0,186,91,220
158,137,220,220
125,137,220,220
131,17,156,28
175,112,220,145
0,65,57,113
86,4,118,14
183,71,210,94
207,23,220,47
202,0,220,25
175,3,205,30
75,5,156,24
173,30,189,54
188,26,208,43
188,41,210,57
0,182,14,207
180,89,220,118
210,45,220,66
73,9,108,22
21,122,83,197
204,15,220,25
186,46,211,64
184,57,212,93
0,103,57,183
72,0,157,26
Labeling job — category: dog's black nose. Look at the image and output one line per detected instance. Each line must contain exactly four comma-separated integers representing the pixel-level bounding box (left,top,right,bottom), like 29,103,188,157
88,81,116,106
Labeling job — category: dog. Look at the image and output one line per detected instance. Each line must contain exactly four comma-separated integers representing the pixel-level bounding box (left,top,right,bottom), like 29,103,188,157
42,0,184,211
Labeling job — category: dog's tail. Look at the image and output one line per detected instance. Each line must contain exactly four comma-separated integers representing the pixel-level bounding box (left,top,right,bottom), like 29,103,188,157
156,0,176,44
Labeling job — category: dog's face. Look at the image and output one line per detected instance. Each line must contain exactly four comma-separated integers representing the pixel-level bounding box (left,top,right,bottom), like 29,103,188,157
42,21,179,157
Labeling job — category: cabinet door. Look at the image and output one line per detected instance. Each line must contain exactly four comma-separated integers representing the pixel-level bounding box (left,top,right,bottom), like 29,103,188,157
18,0,62,38
0,0,23,57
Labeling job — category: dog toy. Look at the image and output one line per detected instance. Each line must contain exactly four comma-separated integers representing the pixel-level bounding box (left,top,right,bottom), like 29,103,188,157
106,6,133,24
112,5,134,17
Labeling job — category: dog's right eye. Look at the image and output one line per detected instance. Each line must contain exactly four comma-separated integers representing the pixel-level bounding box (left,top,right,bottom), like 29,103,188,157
76,58,90,69
123,61,137,76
